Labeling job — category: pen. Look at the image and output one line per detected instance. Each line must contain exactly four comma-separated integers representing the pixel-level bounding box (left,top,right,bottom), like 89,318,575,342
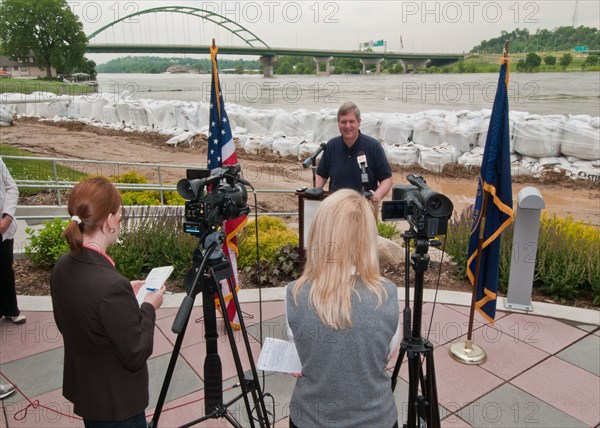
146,287,174,294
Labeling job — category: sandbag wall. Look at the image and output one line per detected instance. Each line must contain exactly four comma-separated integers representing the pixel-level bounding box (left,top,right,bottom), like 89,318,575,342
3,92,599,179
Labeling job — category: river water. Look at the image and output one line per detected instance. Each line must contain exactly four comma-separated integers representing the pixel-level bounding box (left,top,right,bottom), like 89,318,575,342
96,72,600,116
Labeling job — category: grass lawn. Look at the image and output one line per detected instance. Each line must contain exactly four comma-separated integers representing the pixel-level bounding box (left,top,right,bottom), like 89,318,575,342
0,78,95,96
1,144,87,195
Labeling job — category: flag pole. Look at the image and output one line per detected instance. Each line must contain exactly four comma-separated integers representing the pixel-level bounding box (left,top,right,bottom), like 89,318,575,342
450,41,511,365
449,190,489,364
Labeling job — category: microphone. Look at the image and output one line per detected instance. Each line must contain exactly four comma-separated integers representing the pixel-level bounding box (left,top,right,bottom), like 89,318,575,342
302,143,327,169
209,164,251,186
357,151,369,186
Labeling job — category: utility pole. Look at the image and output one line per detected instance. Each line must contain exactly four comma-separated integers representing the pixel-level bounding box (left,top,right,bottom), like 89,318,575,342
572,0,579,27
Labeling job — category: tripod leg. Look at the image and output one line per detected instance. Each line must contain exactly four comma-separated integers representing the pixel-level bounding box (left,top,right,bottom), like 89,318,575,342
149,302,192,428
228,286,271,427
203,283,224,414
406,349,421,428
424,342,441,428
212,265,270,427
391,344,407,391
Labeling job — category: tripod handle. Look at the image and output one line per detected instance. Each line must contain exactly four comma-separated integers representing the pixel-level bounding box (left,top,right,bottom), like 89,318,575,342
172,295,194,334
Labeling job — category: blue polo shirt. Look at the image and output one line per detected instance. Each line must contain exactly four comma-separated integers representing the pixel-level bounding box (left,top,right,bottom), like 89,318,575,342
317,132,392,193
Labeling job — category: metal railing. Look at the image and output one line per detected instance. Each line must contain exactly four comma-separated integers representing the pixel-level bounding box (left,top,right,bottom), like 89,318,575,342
5,155,300,220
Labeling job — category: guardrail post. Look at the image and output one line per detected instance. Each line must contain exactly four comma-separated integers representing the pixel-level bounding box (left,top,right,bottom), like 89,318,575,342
157,165,164,204
504,187,545,311
52,160,61,205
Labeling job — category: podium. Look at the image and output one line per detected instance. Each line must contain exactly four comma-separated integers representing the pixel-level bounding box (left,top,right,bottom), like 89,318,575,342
295,188,330,261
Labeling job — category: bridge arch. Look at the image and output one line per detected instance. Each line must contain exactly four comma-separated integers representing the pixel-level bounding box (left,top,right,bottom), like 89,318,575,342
86,6,270,48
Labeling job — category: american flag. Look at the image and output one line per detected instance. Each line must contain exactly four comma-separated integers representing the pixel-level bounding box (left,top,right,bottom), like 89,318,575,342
208,44,247,329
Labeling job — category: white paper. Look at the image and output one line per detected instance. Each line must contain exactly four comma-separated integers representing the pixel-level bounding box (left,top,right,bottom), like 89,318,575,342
135,265,174,305
257,338,302,373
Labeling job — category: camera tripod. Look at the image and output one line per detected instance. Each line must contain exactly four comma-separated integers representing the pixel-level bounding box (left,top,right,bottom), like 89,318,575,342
391,229,441,428
149,230,271,428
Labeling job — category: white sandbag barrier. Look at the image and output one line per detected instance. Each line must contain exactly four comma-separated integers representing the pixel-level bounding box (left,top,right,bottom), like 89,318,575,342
560,119,600,160
0,104,13,126
3,92,599,180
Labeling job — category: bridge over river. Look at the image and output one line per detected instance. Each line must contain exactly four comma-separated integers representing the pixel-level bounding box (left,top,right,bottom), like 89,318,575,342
85,5,464,77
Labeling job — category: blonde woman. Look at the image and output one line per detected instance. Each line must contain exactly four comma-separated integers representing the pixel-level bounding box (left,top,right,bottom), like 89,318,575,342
286,189,400,428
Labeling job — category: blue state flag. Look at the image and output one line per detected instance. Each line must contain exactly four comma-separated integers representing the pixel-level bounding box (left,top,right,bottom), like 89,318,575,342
467,58,514,324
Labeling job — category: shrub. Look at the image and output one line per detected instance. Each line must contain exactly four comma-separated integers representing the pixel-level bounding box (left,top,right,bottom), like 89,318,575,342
534,214,600,304
444,208,600,305
114,171,148,184
442,208,472,280
108,206,197,281
164,190,185,205
112,172,184,206
121,190,161,206
378,221,401,240
237,216,299,269
244,244,302,287
25,218,70,268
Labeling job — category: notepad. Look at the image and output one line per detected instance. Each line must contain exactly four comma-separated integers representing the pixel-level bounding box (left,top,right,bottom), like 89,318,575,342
257,338,302,373
135,265,174,305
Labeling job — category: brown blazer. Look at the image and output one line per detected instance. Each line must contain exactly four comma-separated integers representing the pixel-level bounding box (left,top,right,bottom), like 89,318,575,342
51,248,156,422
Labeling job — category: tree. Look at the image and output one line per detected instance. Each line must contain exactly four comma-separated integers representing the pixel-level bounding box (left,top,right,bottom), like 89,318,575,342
73,58,97,79
525,52,542,71
559,53,573,70
544,55,556,66
585,54,599,66
0,0,88,78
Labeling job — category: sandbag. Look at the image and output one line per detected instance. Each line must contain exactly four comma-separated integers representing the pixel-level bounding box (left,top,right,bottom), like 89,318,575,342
560,119,600,160
272,136,301,158
379,114,414,145
418,144,457,172
384,143,419,166
0,104,13,126
102,104,120,124
129,104,149,126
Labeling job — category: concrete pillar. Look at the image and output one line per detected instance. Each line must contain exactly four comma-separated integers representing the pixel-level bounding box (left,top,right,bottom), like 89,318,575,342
504,187,545,311
359,58,384,74
400,59,430,73
259,55,277,77
313,56,333,76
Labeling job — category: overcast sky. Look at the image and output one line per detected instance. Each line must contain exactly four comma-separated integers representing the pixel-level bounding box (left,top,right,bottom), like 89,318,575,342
71,1,600,64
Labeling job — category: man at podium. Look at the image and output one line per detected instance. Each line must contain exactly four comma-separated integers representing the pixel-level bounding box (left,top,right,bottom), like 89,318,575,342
315,101,393,206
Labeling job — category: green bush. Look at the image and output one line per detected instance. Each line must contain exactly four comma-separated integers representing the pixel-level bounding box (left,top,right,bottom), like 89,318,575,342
237,216,299,269
244,244,302,287
444,209,600,305
121,191,161,206
113,171,185,206
378,221,401,240
164,191,185,205
25,218,70,268
114,171,148,184
534,214,600,304
108,206,197,281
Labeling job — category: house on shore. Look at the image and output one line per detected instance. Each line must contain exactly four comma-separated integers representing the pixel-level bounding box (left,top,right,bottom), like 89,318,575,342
0,54,56,78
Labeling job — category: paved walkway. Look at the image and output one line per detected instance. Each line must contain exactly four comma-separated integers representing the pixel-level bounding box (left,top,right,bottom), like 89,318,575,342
1,289,598,428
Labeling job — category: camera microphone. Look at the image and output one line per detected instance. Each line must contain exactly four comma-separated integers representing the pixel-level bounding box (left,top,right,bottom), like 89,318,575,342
209,164,251,186
302,143,327,169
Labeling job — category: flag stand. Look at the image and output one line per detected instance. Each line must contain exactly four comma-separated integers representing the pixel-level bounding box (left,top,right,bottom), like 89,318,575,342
449,41,511,365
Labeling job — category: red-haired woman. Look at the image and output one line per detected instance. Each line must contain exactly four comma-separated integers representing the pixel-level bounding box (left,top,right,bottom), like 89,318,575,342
51,176,165,428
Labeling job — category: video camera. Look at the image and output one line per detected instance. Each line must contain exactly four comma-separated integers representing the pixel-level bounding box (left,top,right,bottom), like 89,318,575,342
381,174,453,238
177,164,249,237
